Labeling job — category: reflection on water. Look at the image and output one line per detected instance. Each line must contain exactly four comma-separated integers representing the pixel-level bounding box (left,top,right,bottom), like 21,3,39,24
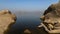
4,12,42,34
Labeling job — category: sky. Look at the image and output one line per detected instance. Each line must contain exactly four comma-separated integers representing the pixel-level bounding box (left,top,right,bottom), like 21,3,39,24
0,0,58,11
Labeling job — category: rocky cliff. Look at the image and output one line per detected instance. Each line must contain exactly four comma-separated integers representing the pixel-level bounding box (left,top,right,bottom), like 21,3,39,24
0,9,16,34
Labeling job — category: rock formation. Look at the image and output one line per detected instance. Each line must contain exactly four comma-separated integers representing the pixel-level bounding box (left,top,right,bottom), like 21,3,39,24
38,1,60,34
0,9,16,34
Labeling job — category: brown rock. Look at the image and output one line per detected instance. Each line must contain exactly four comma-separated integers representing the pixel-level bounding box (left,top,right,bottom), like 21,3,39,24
24,29,32,34
0,9,16,34
39,1,60,34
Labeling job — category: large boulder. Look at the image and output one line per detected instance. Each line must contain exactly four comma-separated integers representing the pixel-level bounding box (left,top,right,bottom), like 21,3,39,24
38,2,60,34
0,9,16,34
43,3,60,15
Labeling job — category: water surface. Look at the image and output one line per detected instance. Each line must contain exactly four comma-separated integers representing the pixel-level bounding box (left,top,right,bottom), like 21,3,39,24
6,11,43,34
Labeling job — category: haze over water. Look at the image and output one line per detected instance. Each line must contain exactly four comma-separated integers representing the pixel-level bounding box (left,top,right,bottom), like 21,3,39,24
0,0,58,34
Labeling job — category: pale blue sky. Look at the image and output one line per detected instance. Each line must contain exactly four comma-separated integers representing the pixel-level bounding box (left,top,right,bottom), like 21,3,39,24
0,0,58,11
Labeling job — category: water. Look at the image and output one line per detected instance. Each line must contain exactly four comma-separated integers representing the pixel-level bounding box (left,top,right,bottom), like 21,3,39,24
4,11,43,34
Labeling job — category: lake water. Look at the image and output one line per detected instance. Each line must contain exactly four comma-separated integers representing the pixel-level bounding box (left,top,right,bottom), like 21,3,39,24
5,11,43,34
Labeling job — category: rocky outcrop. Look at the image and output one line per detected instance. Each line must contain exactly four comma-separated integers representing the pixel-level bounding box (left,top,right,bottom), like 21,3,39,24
43,2,60,15
0,9,16,34
24,29,32,34
38,2,60,34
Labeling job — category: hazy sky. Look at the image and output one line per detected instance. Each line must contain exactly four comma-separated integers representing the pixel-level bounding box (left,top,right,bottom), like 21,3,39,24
0,0,58,11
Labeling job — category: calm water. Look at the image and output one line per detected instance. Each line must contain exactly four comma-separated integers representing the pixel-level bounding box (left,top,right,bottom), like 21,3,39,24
5,11,43,34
